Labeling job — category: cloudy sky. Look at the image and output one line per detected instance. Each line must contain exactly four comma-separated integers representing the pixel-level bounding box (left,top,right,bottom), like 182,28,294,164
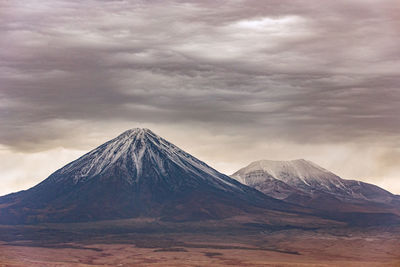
1,0,400,195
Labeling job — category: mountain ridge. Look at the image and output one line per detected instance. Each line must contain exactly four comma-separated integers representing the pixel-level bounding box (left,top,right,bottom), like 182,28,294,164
51,128,243,192
0,129,301,224
231,159,396,202
1,129,399,227
231,159,400,220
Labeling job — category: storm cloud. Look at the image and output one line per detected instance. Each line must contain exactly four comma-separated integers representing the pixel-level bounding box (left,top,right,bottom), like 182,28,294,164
1,0,400,194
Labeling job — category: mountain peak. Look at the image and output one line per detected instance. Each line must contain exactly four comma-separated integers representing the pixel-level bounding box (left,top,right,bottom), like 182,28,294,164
252,158,318,166
231,159,357,199
53,128,244,192
56,128,165,183
120,128,152,135
117,128,154,140
231,158,344,194
0,128,283,223
240,159,329,178
231,159,397,207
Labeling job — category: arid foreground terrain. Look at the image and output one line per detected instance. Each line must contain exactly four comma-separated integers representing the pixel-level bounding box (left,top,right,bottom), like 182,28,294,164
1,218,399,267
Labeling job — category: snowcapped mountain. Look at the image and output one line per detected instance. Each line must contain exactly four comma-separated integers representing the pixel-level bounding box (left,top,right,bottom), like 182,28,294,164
231,159,398,204
55,128,245,191
0,129,294,224
1,130,399,226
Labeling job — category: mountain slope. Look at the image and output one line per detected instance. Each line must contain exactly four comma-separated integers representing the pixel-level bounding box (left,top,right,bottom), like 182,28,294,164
0,129,299,224
232,159,397,203
231,159,400,225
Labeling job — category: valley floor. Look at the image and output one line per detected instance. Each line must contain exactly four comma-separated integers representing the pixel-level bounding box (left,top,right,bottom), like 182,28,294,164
0,219,399,266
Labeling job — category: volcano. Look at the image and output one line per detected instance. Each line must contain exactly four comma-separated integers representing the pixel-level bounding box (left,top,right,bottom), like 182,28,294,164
231,159,400,225
0,129,296,224
231,159,399,203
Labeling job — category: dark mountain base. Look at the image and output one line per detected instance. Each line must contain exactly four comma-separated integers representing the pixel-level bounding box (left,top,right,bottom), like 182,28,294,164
0,177,297,224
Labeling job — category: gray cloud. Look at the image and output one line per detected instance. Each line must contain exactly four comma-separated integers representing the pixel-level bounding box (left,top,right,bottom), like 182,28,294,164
1,0,400,193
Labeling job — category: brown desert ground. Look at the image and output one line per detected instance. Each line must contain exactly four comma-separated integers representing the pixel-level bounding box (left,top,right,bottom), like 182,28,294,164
1,217,400,266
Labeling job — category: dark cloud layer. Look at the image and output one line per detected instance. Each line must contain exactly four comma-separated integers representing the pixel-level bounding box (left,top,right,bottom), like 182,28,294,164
1,0,399,148
1,0,400,193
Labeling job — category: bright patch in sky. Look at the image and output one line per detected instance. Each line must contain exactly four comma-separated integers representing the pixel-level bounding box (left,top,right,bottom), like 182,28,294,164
235,16,304,30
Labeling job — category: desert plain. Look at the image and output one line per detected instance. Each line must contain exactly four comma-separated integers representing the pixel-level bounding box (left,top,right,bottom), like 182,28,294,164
1,218,400,267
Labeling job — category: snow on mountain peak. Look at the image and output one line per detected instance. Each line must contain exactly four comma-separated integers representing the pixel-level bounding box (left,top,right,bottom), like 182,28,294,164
57,127,154,181
120,128,151,137
231,159,396,203
54,128,240,191
231,159,348,193
242,159,331,180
